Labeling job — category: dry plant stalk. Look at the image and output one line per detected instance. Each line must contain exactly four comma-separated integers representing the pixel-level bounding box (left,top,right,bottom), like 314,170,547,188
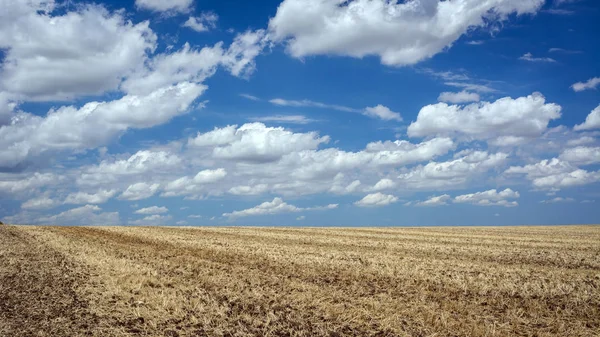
1,225,599,336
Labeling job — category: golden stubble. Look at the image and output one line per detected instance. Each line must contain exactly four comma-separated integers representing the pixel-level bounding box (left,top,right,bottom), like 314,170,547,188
14,225,600,337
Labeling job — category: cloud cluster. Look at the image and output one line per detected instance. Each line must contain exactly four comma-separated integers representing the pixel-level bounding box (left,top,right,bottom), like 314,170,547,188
269,0,544,66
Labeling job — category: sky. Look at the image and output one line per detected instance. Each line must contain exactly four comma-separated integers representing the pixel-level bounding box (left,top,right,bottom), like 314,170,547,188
1,0,600,227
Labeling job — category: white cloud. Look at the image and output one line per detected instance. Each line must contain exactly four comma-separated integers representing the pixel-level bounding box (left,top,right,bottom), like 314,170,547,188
135,206,168,214
183,13,218,32
21,196,58,210
194,168,227,183
129,214,172,226
371,178,396,191
571,77,600,92
407,93,561,140
559,146,600,166
119,182,160,201
416,194,451,207
0,2,156,101
79,150,182,186
176,220,188,225
188,215,202,218
397,151,508,190
296,215,305,221
269,0,543,66
270,98,401,121
438,91,480,104
454,188,519,207
269,98,359,113
228,184,269,196
506,158,600,190
64,189,117,205
189,123,330,163
239,93,260,101
223,197,337,218
0,83,203,170
541,197,575,203
249,115,316,124
37,205,119,226
444,82,497,93
364,105,402,121
574,105,600,131
519,52,556,63
548,48,582,54
135,0,193,13
354,193,399,207
566,136,595,147
0,173,61,195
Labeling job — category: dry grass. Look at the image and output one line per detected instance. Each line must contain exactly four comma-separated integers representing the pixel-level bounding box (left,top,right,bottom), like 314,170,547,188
1,225,599,336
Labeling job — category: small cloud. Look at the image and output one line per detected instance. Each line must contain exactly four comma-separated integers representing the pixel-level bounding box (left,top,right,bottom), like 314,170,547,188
571,77,600,92
183,12,218,32
581,200,595,204
540,197,576,204
296,216,305,221
363,105,402,122
188,215,202,218
239,93,260,101
548,48,582,54
519,52,557,63
543,9,575,15
249,115,316,124
176,220,188,225
494,213,500,217
466,40,484,45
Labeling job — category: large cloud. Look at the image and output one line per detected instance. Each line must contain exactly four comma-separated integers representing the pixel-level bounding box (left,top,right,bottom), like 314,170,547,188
407,93,561,140
0,83,203,170
0,1,156,101
574,105,600,131
268,0,544,66
505,158,600,190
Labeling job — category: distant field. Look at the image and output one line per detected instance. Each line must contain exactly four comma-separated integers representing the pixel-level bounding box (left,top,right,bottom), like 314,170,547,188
1,225,599,336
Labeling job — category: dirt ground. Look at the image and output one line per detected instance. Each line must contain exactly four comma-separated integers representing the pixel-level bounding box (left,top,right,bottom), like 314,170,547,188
1,225,599,336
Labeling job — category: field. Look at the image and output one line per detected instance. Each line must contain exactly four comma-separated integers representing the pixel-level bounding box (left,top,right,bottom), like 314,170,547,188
1,225,599,336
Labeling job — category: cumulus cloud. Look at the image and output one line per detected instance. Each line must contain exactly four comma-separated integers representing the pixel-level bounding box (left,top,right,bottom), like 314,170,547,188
64,189,117,205
223,197,337,218
354,193,399,207
188,123,330,163
559,146,600,165
21,196,59,210
268,0,543,66
119,182,160,201
79,150,182,186
574,105,600,131
135,0,193,13
506,158,600,190
183,13,218,32
35,205,120,226
0,173,61,195
135,206,169,214
0,83,203,170
454,188,520,207
129,214,173,226
363,105,403,121
0,1,156,101
416,194,451,207
571,77,600,92
438,91,480,104
397,151,508,190
407,93,561,140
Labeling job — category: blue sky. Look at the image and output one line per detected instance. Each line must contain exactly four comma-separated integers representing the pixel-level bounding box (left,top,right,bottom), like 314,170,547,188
1,0,599,226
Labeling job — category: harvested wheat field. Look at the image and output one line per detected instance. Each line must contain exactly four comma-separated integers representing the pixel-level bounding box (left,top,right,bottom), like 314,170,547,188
1,225,599,336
